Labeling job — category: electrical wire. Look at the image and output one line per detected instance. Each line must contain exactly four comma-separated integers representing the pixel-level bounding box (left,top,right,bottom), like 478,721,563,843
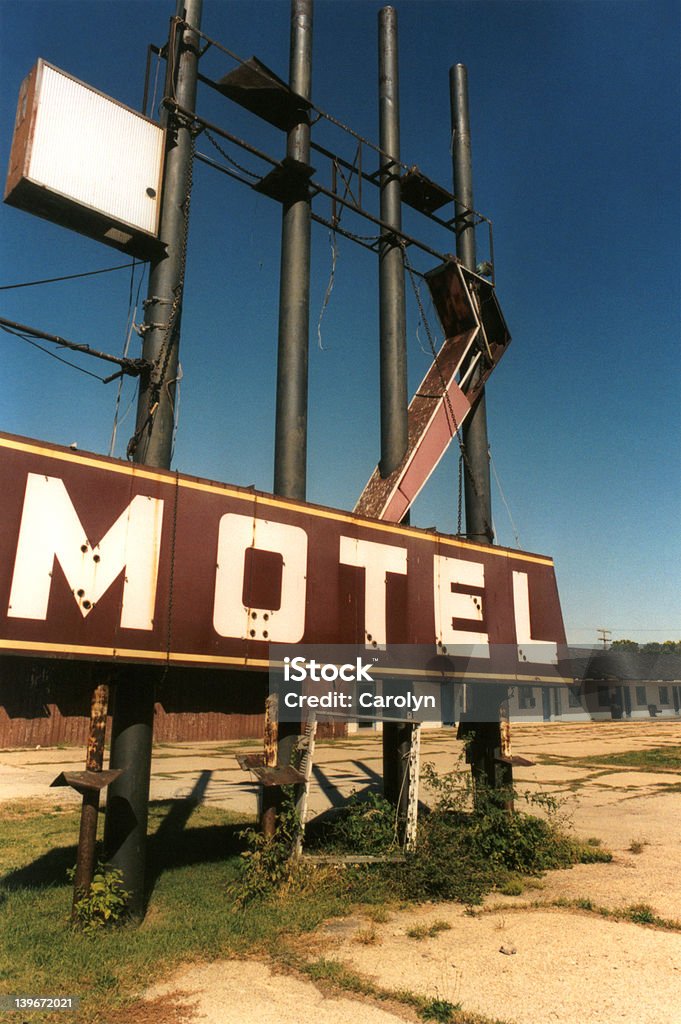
0,262,137,291
489,449,522,548
316,230,338,350
150,44,162,119
2,323,106,381
109,261,146,456
169,362,183,461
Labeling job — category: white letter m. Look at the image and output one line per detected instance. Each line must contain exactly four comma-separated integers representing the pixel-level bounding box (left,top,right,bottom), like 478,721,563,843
8,473,164,630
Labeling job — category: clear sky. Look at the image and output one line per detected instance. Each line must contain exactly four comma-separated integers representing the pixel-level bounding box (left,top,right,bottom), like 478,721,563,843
0,0,679,646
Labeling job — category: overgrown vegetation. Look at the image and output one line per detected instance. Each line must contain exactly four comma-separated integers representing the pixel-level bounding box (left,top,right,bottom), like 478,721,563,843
0,756,613,1023
310,790,398,854
227,788,301,905
224,757,611,912
69,862,130,932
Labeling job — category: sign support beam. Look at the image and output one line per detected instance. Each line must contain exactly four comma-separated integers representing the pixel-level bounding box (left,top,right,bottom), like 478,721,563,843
103,0,203,919
377,6,413,827
450,63,513,803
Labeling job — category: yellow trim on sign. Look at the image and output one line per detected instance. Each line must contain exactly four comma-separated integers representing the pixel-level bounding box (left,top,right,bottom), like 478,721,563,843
0,639,571,683
0,434,555,565
0,637,269,668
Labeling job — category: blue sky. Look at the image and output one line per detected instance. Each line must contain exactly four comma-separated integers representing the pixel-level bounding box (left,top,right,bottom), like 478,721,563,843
0,0,679,646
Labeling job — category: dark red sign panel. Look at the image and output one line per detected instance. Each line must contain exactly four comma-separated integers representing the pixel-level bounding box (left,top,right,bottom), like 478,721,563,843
0,434,567,680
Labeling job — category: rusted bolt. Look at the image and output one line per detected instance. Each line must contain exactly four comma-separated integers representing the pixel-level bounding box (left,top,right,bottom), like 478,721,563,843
80,544,88,553
77,589,85,597
82,600,92,610
93,554,100,563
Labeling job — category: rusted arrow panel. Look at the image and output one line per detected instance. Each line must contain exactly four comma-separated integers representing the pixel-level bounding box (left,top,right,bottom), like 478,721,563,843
355,260,511,524
354,328,478,521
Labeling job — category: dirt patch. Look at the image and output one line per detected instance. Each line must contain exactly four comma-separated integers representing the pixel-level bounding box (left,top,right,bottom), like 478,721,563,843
145,961,414,1024
322,905,681,1024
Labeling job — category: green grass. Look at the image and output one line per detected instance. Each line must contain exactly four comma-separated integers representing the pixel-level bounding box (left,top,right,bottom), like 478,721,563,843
580,746,681,772
477,897,681,932
0,800,361,1023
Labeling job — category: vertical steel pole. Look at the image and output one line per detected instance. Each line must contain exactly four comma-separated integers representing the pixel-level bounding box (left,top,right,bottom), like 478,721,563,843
378,6,408,479
270,0,314,824
450,64,512,800
449,64,492,545
273,0,314,501
378,7,411,826
104,0,202,918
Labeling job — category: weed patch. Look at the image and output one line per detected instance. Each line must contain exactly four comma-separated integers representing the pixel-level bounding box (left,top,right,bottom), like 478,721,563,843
407,919,452,940
69,862,130,932
582,746,681,772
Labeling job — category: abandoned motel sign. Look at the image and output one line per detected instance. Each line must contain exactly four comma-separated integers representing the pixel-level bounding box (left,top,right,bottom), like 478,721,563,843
0,433,567,684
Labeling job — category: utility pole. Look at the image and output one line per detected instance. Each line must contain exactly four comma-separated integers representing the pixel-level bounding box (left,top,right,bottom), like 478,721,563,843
597,628,611,649
377,6,412,826
104,0,202,919
450,64,512,802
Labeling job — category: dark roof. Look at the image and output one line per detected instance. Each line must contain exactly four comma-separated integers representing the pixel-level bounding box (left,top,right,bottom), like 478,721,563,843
560,647,681,682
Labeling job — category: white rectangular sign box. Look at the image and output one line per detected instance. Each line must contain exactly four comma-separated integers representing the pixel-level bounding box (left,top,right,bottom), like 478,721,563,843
4,60,164,259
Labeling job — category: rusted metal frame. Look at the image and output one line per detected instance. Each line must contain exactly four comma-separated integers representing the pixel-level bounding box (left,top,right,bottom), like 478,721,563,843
182,31,498,261
306,177,451,265
310,212,378,255
334,152,360,211
187,111,449,267
167,100,280,171
189,25,404,172
171,104,467,269
311,140,364,210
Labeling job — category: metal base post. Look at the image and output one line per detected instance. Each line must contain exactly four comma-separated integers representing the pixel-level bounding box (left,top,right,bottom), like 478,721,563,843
103,673,155,920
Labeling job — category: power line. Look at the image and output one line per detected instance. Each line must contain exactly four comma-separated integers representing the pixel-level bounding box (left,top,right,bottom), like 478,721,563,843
0,316,151,381
3,324,107,382
0,262,137,292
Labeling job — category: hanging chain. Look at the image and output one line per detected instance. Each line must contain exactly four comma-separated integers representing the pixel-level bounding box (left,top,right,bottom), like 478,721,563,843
203,128,259,181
